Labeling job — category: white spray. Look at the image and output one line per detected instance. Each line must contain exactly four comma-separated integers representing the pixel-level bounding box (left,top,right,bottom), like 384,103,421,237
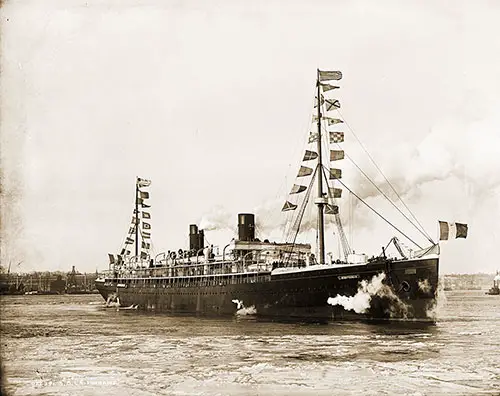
327,273,410,318
232,299,257,316
327,273,386,314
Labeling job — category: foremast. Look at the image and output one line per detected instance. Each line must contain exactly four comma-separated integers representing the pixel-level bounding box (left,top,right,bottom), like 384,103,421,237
107,177,153,270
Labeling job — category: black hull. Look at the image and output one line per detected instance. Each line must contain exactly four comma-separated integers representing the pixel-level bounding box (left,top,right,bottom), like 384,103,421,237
96,257,439,321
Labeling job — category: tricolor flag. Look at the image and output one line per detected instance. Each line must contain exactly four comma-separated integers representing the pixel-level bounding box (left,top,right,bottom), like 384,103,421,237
319,70,343,81
330,132,344,143
282,201,298,212
303,150,318,161
439,221,468,240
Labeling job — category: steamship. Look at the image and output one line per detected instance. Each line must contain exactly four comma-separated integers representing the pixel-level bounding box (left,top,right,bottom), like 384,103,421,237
96,70,440,321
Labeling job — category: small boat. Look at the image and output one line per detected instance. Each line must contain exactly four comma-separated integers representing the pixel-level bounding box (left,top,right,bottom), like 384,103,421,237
486,272,500,295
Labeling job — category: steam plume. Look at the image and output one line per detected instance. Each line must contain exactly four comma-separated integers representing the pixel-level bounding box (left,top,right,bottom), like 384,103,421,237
327,272,410,318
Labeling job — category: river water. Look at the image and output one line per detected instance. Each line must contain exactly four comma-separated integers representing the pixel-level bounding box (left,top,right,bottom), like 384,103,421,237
1,290,499,395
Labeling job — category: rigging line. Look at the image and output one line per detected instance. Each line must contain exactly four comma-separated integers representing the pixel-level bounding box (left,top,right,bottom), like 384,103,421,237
329,167,423,250
320,166,352,259
335,109,435,243
284,166,318,264
321,123,434,245
337,109,436,244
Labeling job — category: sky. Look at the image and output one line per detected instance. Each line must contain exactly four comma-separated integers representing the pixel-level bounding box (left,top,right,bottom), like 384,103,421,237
1,0,499,274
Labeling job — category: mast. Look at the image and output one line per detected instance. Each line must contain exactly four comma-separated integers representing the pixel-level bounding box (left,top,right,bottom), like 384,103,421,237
135,178,139,258
316,69,326,264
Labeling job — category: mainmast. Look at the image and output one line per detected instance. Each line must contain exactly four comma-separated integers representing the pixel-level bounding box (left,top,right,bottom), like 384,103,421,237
135,179,139,258
315,69,326,264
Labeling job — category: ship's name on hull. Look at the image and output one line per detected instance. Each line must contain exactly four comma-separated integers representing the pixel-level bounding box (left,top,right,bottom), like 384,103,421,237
338,275,360,280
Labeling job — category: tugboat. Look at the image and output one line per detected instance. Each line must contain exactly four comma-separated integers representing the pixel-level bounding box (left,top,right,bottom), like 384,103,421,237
486,272,500,295
96,70,448,321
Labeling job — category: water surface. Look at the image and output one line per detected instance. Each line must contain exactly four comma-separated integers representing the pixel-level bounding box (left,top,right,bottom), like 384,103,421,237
1,291,499,395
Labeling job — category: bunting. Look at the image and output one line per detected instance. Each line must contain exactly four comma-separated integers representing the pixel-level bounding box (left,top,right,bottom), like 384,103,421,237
329,187,342,198
320,83,340,92
125,237,134,244
142,203,151,208
137,178,151,187
325,99,341,111
314,95,325,108
303,150,318,161
142,231,151,239
330,132,344,143
327,118,344,126
330,150,345,161
319,70,343,81
290,184,307,194
120,248,131,256
140,191,150,199
313,116,344,124
140,251,148,260
137,198,143,205
325,204,339,215
143,222,151,230
297,166,313,177
108,253,115,264
131,217,139,225
308,132,319,143
142,241,151,250
142,212,151,219
329,169,342,179
282,201,298,211
128,227,136,234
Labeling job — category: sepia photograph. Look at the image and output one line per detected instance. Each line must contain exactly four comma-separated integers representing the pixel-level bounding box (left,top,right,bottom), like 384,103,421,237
1,0,499,395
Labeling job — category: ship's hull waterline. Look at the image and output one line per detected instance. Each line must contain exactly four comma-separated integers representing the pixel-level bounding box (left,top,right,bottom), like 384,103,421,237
96,256,439,322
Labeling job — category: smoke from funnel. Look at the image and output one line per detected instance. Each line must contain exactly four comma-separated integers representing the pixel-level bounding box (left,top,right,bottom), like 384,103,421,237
198,205,234,232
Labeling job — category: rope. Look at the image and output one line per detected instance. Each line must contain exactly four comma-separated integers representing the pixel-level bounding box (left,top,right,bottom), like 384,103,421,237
332,171,423,250
321,123,433,245
336,109,435,244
